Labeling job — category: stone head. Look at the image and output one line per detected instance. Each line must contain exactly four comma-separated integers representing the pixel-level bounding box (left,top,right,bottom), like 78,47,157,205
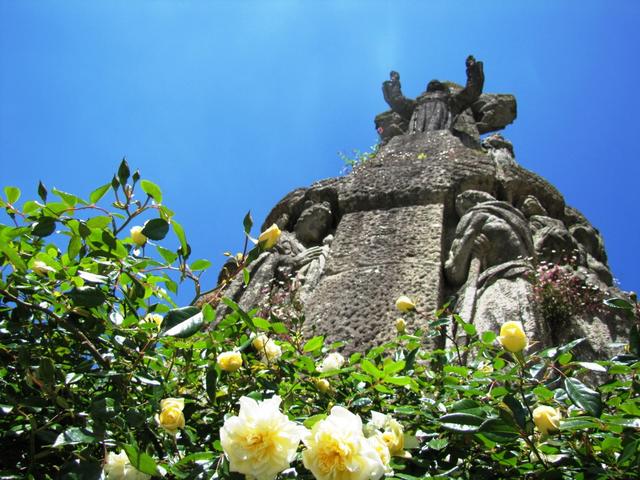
390,71,399,81
455,190,495,216
426,80,447,93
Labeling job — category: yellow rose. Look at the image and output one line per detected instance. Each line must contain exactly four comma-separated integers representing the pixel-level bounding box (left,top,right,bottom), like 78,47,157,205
32,260,55,276
498,321,528,353
217,350,243,372
258,224,281,250
395,318,406,333
395,295,416,312
144,313,163,328
252,333,268,351
302,406,385,480
315,378,331,393
533,405,561,435
156,397,185,434
130,226,147,246
220,396,305,479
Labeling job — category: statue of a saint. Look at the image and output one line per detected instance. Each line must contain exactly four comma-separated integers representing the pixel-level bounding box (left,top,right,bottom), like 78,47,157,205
410,56,484,133
381,71,415,121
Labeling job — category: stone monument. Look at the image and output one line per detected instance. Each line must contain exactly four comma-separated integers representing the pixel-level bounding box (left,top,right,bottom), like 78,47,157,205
201,56,633,358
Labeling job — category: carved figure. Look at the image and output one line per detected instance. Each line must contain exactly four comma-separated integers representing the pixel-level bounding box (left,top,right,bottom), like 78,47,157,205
444,191,545,343
381,71,415,121
410,56,484,134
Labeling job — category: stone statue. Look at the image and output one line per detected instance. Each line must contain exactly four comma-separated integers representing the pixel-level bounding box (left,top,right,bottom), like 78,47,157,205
444,190,546,344
381,71,415,121
410,55,484,134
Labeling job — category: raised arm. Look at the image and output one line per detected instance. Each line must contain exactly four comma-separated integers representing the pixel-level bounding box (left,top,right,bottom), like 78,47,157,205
451,55,484,114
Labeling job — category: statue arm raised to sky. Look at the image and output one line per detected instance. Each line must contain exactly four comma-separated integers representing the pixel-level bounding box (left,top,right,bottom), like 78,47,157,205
449,55,485,116
381,71,415,121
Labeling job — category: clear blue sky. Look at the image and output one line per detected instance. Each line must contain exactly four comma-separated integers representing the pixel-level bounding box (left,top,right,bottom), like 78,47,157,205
1,0,638,304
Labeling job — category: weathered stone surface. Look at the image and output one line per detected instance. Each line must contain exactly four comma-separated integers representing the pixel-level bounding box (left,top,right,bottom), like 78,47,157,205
472,93,517,134
202,126,631,357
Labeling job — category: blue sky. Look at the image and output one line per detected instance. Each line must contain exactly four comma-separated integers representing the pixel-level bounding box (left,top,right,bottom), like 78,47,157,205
1,0,638,304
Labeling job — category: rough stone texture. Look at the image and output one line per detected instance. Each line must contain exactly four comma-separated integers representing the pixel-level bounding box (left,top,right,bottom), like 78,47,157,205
202,124,633,357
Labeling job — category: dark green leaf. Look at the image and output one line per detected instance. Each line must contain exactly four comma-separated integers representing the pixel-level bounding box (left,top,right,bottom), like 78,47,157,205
303,335,324,353
629,325,640,356
478,417,520,442
117,158,130,186
141,218,169,241
53,188,84,206
123,444,159,476
38,181,48,202
503,394,527,430
68,286,106,307
160,306,203,338
565,377,603,417
140,179,162,203
243,267,250,286
31,217,57,237
206,367,217,402
243,211,253,234
604,297,635,312
53,427,95,447
351,397,373,408
438,413,484,432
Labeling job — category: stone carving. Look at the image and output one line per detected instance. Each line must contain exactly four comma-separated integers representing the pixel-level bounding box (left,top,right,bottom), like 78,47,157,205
381,71,415,121
200,74,632,359
443,191,545,341
409,56,484,134
376,57,517,145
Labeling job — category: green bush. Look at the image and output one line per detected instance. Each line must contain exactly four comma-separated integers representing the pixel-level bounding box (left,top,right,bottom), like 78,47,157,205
0,164,638,479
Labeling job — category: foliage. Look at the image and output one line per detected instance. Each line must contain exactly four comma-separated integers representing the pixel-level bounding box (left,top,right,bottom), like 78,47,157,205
1,166,639,479
339,143,379,173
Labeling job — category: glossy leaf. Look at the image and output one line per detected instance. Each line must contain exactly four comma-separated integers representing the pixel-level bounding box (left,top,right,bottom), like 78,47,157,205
140,179,162,203
565,377,603,417
141,218,169,241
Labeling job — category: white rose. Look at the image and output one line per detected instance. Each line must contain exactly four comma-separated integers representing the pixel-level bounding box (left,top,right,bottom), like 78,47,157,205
317,352,345,373
103,450,150,480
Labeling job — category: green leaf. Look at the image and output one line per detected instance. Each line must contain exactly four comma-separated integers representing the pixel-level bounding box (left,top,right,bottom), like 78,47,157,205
438,413,484,432
303,336,324,353
141,218,169,241
53,188,84,206
0,242,27,271
140,179,163,203
565,377,603,417
90,183,110,204
243,267,250,286
160,306,204,338
123,444,159,476
383,360,406,376
117,158,130,186
157,245,178,263
575,361,607,373
86,216,111,229
604,297,634,312
385,375,412,386
361,358,383,379
351,397,373,408
206,367,218,402
78,270,108,284
67,235,82,260
191,259,212,271
38,181,48,202
68,286,106,307
478,417,520,442
252,317,271,331
31,217,57,237
503,394,526,430
172,220,188,256
53,427,95,447
303,413,327,428
4,186,20,204
243,211,253,234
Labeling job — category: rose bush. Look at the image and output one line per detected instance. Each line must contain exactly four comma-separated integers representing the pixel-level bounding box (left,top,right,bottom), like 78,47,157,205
0,164,638,479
